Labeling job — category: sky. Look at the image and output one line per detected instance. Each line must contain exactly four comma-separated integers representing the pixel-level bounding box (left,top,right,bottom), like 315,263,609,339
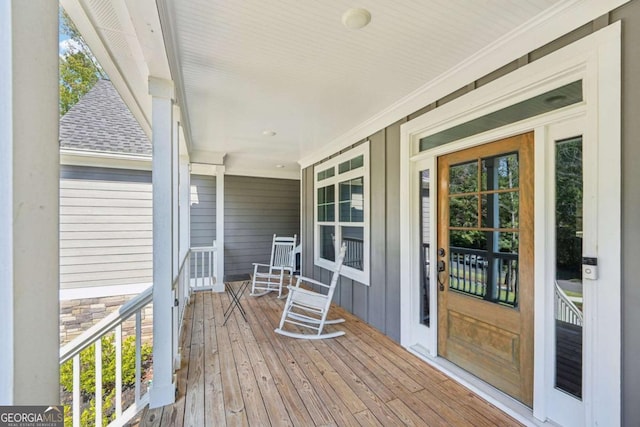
58,20,73,56
59,36,81,56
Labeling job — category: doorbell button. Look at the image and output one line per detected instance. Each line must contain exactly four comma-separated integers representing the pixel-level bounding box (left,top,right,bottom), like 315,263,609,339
583,264,597,280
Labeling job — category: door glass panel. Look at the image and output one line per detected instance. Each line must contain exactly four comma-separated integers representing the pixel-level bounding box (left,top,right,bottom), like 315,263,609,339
481,153,519,190
554,136,583,399
447,151,520,308
419,170,431,326
449,161,478,194
481,192,519,229
449,195,478,228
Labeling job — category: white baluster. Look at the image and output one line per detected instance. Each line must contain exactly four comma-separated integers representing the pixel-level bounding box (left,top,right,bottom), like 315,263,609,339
73,354,81,427
135,311,142,405
95,339,102,427
115,326,123,418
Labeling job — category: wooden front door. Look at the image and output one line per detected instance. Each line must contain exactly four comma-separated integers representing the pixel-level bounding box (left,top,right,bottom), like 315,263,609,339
437,132,534,406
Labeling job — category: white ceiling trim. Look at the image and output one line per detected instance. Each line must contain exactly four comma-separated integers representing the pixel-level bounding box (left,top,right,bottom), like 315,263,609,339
223,168,301,181
189,150,226,165
60,148,151,171
298,0,629,169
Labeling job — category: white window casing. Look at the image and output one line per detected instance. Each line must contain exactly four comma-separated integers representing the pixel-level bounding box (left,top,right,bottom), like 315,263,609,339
313,141,370,285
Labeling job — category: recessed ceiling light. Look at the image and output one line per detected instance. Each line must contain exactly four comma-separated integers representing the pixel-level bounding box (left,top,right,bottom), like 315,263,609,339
275,164,285,168
262,129,277,137
342,8,371,30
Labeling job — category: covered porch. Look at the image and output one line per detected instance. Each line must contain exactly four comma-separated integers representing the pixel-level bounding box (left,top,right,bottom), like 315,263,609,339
139,291,522,426
2,1,633,426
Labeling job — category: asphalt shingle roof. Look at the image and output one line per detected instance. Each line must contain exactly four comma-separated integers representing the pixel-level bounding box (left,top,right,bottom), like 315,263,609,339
60,79,151,156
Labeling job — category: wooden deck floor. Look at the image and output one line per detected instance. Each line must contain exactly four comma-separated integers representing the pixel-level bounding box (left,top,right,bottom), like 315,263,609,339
138,288,523,426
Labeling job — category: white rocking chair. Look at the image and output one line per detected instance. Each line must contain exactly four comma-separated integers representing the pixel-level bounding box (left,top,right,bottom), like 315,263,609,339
275,242,347,339
250,234,297,298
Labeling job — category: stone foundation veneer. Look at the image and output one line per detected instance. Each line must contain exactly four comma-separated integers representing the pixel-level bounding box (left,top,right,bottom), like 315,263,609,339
60,294,153,346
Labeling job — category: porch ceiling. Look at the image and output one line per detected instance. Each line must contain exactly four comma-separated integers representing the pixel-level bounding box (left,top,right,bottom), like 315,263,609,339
63,0,564,178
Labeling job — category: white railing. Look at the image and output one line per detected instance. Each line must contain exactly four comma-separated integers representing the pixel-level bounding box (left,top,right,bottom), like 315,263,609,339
173,251,191,370
555,281,583,326
59,244,217,426
343,237,363,270
190,241,218,290
59,286,153,427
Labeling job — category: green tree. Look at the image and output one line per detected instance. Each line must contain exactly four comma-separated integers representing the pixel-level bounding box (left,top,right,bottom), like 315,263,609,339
59,9,107,116
555,138,583,278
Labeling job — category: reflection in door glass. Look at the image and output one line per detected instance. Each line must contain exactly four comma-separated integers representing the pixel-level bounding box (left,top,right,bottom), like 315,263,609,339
554,136,583,400
447,151,520,308
419,170,430,326
449,161,478,194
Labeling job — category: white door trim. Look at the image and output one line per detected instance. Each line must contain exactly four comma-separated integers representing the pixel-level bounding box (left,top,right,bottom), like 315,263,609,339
400,22,621,426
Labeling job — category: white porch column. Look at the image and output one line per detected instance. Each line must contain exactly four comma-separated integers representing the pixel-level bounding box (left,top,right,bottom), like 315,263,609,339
148,76,176,408
177,110,191,263
172,106,181,274
0,1,59,404
215,166,225,291
179,156,191,262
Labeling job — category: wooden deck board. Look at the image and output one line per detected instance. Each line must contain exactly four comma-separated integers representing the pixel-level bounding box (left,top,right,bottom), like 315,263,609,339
248,291,334,426
203,292,226,426
211,290,249,426
260,295,360,426
242,294,316,426
140,289,524,426
183,291,205,426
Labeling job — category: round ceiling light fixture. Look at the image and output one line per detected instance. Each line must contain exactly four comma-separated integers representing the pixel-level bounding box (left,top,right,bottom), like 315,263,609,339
275,164,285,169
262,129,277,137
342,8,371,30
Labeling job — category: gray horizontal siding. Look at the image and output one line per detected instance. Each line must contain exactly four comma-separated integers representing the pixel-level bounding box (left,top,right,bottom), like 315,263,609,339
225,175,300,276
60,166,152,289
190,174,217,247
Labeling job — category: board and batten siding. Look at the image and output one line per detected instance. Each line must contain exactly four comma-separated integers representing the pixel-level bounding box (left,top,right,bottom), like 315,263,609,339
190,174,216,247
224,175,300,276
301,121,404,341
60,165,152,290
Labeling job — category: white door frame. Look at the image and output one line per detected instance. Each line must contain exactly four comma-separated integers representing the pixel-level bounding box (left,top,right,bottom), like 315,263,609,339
400,23,621,426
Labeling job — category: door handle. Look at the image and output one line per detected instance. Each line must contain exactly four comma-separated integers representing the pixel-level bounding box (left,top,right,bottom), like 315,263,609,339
437,260,446,291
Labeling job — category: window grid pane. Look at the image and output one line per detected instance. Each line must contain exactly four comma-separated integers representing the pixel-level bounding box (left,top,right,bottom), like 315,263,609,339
317,186,335,222
317,167,335,181
342,226,364,271
339,177,364,222
338,154,365,174
314,146,368,281
320,225,335,261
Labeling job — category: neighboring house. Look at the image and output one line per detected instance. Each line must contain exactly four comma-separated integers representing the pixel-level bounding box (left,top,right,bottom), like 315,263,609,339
4,2,640,427
59,79,154,343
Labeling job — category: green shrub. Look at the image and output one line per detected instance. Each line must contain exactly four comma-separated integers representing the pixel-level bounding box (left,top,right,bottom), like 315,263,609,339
61,334,153,426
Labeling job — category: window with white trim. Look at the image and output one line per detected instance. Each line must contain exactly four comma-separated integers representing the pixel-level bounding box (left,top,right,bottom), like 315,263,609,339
314,141,369,285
